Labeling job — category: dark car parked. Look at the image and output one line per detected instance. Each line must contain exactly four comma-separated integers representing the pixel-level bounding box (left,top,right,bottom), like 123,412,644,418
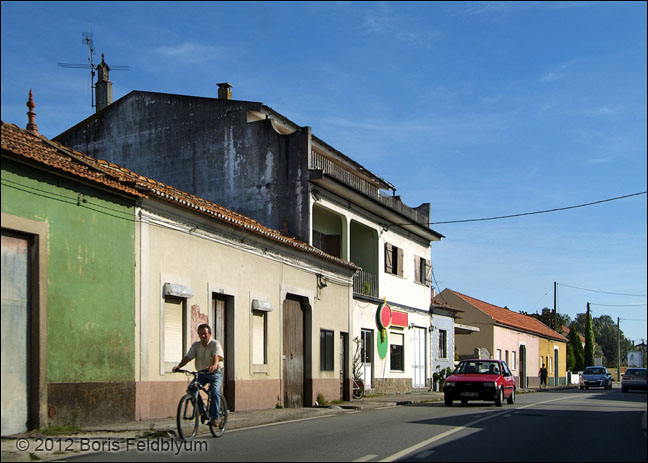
621,368,647,392
443,359,516,407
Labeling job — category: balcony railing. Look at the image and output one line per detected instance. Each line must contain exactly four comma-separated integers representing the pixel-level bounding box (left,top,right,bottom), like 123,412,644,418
353,270,379,298
309,150,429,226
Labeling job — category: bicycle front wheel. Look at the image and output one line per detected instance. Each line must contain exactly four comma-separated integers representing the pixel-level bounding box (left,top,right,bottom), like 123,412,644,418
209,394,229,438
177,394,199,441
352,379,364,399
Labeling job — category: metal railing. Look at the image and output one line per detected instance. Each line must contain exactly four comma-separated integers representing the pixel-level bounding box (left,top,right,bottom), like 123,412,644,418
353,270,379,298
309,150,429,226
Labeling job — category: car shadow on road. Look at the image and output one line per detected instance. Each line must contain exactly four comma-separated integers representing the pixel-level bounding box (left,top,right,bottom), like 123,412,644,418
397,396,647,462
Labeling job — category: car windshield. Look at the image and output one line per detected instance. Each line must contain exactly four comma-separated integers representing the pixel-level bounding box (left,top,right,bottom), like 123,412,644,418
626,369,647,377
584,367,606,375
456,361,500,375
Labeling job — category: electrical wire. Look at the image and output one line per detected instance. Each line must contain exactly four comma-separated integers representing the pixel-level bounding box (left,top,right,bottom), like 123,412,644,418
589,303,647,307
558,283,646,297
389,191,646,227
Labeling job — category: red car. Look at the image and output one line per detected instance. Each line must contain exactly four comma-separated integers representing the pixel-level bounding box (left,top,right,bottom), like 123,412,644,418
443,359,516,407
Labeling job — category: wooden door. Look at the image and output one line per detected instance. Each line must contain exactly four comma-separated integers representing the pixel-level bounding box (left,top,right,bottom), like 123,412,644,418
1,232,30,435
339,333,348,400
519,345,527,388
283,298,304,408
212,295,226,395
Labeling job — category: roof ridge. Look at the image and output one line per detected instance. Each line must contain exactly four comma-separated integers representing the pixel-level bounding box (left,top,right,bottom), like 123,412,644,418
449,289,567,341
2,120,357,271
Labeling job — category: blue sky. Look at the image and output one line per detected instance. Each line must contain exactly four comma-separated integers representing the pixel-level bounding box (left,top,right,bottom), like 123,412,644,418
2,2,646,343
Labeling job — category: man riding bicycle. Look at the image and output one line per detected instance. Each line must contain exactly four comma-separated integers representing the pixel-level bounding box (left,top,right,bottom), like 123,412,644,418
173,324,224,426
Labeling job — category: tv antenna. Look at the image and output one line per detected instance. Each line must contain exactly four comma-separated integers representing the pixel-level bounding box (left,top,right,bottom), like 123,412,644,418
57,30,130,108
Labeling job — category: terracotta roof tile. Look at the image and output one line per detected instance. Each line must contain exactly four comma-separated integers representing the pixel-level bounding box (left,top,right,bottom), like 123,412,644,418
2,120,357,271
450,289,567,342
2,121,144,197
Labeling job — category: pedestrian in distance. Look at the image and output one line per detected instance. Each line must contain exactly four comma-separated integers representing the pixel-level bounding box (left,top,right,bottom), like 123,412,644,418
539,363,548,389
173,324,224,426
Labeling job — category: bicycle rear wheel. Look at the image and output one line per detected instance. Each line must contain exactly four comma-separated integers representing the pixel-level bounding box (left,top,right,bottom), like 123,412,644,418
209,394,229,438
177,394,199,441
352,379,364,399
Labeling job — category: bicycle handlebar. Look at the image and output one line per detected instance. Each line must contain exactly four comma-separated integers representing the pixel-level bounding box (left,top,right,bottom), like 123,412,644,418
174,368,211,375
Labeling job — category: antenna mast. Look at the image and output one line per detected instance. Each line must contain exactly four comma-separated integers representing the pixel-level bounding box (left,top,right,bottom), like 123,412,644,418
57,29,129,109
82,31,96,107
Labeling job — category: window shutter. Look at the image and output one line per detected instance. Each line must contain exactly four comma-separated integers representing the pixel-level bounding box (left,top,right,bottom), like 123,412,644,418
164,298,183,363
425,259,432,286
414,256,421,283
397,247,404,277
384,243,393,274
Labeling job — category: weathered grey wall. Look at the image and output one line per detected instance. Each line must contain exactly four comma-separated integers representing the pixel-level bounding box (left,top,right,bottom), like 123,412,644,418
57,91,311,241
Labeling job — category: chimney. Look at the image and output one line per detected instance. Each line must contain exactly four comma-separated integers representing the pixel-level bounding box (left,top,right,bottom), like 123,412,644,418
26,89,39,134
217,82,232,100
95,54,113,112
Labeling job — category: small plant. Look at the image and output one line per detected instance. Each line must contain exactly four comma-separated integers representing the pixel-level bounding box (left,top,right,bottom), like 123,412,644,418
362,281,371,295
38,424,82,435
433,366,453,390
275,402,283,409
316,393,329,406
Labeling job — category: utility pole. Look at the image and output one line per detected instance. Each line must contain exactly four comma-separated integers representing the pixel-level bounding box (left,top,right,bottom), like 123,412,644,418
617,317,621,382
553,281,557,330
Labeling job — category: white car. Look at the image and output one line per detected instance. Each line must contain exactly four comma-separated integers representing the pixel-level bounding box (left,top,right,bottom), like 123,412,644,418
580,366,612,389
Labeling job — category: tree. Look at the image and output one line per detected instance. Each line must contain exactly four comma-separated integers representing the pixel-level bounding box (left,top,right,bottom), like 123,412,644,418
520,307,571,331
593,315,619,367
584,307,595,367
567,324,585,372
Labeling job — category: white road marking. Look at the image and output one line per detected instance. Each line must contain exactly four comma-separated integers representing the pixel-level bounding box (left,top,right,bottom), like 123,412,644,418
380,396,575,462
353,455,379,462
228,413,339,432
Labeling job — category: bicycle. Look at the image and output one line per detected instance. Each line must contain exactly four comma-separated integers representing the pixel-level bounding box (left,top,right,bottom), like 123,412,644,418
175,369,228,441
352,377,365,399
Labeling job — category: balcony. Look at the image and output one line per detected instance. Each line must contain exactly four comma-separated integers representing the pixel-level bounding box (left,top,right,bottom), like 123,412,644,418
353,270,379,299
309,150,429,226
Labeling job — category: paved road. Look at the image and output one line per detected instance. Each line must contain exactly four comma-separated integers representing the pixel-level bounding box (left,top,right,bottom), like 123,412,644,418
66,388,646,462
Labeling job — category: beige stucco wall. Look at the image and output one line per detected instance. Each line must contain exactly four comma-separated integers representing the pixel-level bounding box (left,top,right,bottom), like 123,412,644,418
134,203,353,418
538,337,567,384
493,325,539,379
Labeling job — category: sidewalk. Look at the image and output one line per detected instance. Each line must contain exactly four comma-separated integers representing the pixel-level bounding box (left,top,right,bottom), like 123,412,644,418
1,385,572,462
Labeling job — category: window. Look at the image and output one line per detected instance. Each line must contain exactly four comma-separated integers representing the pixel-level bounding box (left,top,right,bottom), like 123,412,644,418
548,357,552,373
320,330,334,371
361,329,374,363
390,332,404,371
438,330,448,358
313,231,341,258
384,243,403,277
414,256,431,286
252,310,267,364
512,351,517,370
496,349,502,361
164,296,186,367
505,350,509,365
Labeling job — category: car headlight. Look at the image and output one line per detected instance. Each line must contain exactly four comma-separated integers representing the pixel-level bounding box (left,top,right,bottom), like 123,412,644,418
445,382,455,387
483,382,496,388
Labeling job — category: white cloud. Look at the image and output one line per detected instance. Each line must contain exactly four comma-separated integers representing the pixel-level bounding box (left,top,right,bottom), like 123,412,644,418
361,3,442,47
156,42,229,63
537,60,577,84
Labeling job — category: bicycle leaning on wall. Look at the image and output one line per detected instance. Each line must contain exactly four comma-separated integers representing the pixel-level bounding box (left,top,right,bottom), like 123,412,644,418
175,369,229,441
352,336,365,399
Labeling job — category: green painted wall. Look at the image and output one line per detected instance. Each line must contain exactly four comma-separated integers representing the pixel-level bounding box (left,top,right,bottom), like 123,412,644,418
2,159,136,382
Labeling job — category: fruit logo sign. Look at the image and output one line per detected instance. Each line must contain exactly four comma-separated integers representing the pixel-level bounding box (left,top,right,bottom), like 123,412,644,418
376,299,409,360
376,299,391,359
